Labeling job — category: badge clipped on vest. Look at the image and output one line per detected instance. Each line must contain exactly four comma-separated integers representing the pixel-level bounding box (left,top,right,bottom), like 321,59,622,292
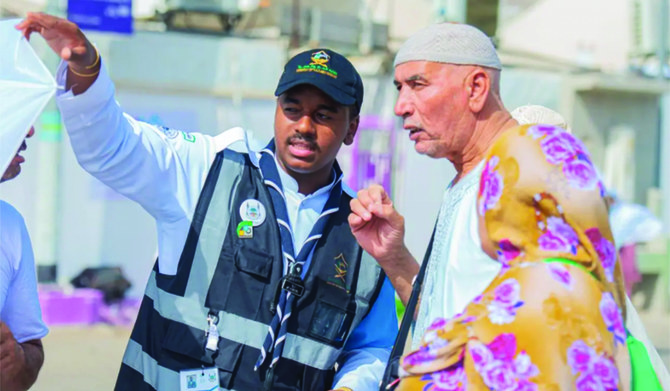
239,199,266,227
179,367,219,391
281,262,305,297
236,220,253,239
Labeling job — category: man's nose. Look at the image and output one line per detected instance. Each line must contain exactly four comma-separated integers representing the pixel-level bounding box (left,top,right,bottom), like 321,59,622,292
296,115,315,135
394,91,413,118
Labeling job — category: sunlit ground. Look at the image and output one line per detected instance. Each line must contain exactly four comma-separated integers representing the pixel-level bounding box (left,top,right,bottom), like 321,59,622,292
31,278,670,391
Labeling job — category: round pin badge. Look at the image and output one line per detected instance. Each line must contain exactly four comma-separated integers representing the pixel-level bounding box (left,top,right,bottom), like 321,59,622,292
240,199,266,227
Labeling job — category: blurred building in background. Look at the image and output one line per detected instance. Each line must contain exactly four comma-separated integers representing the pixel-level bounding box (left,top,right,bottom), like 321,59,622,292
0,0,668,313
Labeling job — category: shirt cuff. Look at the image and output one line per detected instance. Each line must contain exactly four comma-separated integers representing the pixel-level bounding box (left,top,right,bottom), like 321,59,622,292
55,57,115,131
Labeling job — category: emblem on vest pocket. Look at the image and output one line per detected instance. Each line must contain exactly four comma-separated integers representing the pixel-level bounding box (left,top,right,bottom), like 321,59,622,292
327,254,349,292
237,220,253,238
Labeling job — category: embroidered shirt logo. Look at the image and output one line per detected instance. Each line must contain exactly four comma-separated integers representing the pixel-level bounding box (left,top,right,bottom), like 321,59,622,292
327,254,349,291
296,50,338,79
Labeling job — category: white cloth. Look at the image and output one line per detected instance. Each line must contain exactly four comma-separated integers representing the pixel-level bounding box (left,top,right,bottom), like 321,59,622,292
0,200,48,343
0,19,56,177
609,201,664,250
55,60,394,391
413,162,670,384
413,161,500,347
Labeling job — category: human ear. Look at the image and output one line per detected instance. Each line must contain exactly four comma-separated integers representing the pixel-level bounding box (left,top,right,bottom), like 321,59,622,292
343,114,359,145
466,68,491,113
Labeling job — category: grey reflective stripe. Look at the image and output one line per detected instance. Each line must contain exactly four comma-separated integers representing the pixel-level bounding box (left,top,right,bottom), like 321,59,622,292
184,154,243,300
123,339,246,391
351,251,383,325
357,251,382,300
144,273,341,370
283,334,341,369
123,339,180,391
144,271,211,330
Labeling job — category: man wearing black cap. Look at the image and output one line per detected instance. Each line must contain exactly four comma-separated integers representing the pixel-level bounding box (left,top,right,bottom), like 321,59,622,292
18,13,397,391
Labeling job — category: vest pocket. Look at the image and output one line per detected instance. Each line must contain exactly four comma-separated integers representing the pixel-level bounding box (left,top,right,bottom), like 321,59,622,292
234,245,274,279
223,245,275,315
162,322,241,389
214,339,243,389
305,298,355,348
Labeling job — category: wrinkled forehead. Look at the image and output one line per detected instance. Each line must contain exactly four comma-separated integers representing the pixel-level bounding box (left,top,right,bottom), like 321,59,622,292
393,61,471,84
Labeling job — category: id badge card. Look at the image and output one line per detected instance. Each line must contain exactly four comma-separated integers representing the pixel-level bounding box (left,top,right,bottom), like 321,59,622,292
179,367,219,391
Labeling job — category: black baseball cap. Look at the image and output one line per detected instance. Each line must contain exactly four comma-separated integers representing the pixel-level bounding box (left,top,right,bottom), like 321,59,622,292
275,49,364,114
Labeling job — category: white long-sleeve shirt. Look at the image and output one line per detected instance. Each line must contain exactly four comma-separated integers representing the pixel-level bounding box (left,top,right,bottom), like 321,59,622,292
55,61,397,391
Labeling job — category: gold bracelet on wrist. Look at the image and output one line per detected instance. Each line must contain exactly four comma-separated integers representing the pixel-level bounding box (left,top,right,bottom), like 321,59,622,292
85,47,100,69
68,66,100,78
68,46,100,77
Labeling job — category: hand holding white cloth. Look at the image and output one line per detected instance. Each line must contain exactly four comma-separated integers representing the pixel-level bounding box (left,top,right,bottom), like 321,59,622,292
0,19,55,175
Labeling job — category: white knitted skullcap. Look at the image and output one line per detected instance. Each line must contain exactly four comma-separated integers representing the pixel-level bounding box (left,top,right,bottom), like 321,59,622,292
511,105,572,133
394,23,501,69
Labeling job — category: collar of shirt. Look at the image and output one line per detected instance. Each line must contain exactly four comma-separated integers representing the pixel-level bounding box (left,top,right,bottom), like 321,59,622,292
273,155,336,255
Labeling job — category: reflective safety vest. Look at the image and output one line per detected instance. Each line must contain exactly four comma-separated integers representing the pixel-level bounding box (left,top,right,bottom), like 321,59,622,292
115,149,386,391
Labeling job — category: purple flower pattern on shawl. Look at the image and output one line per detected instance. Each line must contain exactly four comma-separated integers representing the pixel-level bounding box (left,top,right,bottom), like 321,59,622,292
486,279,524,324
470,334,539,390
541,133,577,165
420,365,467,391
478,156,503,216
532,126,599,190
563,158,598,190
497,239,521,267
527,124,559,139
547,262,573,289
538,216,579,255
567,340,619,390
427,317,448,331
404,338,449,367
585,227,617,282
599,292,626,345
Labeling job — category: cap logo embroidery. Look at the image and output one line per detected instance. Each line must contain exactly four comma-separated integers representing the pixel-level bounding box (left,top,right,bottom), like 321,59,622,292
296,50,338,79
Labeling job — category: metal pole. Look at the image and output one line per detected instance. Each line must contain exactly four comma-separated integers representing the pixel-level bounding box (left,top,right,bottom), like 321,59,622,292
290,0,300,49
659,0,668,79
33,0,65,283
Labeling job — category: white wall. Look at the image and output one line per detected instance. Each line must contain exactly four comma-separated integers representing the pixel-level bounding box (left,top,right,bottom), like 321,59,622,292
497,0,632,72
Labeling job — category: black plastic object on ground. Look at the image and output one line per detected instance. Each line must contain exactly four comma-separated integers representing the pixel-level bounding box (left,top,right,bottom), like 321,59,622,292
70,267,132,304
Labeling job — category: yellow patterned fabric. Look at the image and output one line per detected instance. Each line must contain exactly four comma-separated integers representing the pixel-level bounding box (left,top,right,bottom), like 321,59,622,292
397,125,629,391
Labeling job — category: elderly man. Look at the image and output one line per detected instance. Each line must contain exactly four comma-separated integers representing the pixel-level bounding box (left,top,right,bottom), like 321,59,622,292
0,127,48,391
349,22,668,387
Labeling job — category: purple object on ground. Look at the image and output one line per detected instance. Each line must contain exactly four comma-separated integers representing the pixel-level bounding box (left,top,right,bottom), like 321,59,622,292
38,288,103,326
